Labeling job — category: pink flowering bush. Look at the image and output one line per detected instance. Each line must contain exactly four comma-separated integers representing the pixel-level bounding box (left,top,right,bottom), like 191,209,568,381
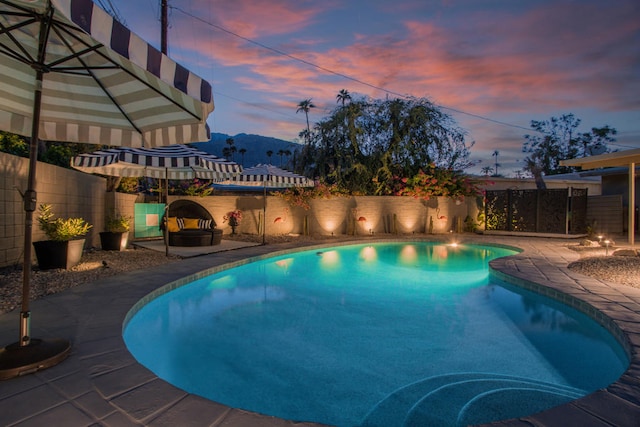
396,164,481,201
273,181,349,210
223,210,243,226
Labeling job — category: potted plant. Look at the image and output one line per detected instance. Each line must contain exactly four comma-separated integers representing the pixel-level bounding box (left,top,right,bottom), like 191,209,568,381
34,204,92,270
223,210,243,234
100,213,131,251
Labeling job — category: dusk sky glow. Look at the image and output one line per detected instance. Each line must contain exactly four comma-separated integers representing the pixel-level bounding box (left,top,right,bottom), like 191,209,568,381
107,0,639,175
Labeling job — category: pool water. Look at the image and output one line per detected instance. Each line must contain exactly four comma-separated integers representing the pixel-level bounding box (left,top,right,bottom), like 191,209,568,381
123,242,628,427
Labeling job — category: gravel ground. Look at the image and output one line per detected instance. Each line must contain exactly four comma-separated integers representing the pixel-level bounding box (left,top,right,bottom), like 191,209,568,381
566,244,640,289
1,237,639,316
0,246,180,315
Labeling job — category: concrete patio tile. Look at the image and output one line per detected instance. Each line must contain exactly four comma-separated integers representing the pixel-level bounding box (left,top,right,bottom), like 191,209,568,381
12,402,94,427
521,402,612,426
0,384,67,426
146,394,229,426
100,410,142,427
218,409,324,427
572,390,640,427
110,378,187,422
74,390,119,419
84,349,139,377
91,364,156,399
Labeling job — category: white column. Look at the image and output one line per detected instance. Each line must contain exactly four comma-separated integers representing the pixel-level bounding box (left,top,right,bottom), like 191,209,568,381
629,162,636,246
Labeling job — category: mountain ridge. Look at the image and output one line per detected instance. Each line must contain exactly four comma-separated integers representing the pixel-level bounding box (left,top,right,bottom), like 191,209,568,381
193,132,302,168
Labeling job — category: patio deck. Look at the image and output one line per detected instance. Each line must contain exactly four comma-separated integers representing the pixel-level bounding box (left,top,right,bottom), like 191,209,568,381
0,235,638,426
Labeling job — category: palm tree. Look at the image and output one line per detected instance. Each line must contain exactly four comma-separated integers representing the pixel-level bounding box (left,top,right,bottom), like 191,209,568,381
492,150,500,176
238,148,247,166
336,89,351,107
481,166,494,176
266,150,273,163
296,99,315,143
225,137,236,161
277,149,285,166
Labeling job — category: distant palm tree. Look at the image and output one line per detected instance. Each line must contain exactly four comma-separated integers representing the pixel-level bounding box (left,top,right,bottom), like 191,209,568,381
296,99,315,143
336,89,351,107
283,149,292,168
481,166,494,176
266,150,273,163
492,150,500,176
277,149,285,166
238,148,247,166
225,137,237,161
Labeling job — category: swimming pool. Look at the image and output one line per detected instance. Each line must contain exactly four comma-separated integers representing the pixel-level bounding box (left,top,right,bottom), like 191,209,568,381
123,242,629,427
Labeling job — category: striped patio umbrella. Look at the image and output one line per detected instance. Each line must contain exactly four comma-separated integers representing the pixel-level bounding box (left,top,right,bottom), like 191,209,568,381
72,144,242,181
0,0,214,379
217,164,314,243
221,164,315,188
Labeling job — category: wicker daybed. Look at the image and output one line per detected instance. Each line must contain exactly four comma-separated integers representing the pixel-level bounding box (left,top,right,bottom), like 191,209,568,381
163,200,222,246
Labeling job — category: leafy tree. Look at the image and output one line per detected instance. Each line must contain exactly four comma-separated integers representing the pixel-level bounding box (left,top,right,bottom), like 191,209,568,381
522,114,616,175
295,96,473,195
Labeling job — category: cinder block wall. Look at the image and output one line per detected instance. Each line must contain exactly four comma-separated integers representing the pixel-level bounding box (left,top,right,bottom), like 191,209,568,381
167,194,479,238
0,152,104,268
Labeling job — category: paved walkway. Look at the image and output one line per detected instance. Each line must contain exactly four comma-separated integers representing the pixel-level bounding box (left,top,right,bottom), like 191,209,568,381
0,236,638,426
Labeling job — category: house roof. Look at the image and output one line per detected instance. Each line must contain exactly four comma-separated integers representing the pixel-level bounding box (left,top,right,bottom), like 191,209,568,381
560,148,640,170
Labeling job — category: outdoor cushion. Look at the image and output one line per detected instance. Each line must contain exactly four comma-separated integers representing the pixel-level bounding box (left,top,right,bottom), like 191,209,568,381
183,218,200,229
198,219,212,229
167,216,181,232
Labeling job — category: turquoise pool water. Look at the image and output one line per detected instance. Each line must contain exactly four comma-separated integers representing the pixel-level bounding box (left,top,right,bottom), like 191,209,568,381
123,242,628,427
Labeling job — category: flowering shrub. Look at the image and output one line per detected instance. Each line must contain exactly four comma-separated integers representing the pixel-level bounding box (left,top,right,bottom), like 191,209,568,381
273,181,349,210
223,210,243,226
395,164,481,201
169,179,214,197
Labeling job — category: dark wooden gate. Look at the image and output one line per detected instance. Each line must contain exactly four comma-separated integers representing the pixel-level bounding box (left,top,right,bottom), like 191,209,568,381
485,188,588,234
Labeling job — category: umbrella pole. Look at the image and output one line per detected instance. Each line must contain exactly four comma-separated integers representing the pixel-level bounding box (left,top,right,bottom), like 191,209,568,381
0,11,71,379
262,181,267,245
165,171,169,257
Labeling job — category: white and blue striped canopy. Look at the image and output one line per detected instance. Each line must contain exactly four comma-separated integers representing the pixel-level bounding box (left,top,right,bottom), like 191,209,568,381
0,0,213,147
219,164,314,188
71,144,241,180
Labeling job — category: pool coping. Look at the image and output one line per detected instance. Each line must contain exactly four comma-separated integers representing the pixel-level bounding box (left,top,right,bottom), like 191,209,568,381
0,235,638,426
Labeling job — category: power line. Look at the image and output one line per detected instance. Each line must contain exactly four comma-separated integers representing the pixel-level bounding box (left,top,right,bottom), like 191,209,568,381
172,6,535,134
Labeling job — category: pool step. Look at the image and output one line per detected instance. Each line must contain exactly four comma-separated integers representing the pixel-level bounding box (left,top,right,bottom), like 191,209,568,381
360,372,583,427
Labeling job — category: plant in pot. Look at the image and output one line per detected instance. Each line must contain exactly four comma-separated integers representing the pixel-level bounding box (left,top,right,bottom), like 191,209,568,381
34,204,92,270
100,213,131,251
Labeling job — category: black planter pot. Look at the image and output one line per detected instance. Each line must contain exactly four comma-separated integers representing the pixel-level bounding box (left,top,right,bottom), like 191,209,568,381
33,239,85,270
99,231,129,251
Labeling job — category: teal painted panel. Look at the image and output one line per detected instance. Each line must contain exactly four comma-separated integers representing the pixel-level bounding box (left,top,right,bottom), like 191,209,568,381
134,203,166,238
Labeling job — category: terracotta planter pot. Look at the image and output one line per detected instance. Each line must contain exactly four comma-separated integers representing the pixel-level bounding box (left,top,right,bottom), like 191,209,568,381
33,239,85,270
100,231,129,251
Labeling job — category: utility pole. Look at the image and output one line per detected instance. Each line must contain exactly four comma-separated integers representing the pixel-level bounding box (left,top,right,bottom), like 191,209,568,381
161,0,168,54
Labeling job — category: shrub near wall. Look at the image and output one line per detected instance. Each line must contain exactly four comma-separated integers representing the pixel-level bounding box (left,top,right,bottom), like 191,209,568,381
0,152,105,268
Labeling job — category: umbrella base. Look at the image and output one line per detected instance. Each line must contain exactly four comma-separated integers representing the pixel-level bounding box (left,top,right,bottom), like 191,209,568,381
0,338,71,380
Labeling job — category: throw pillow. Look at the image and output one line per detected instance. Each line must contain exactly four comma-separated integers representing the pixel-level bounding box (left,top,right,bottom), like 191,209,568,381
167,217,180,232
198,219,212,229
183,218,200,230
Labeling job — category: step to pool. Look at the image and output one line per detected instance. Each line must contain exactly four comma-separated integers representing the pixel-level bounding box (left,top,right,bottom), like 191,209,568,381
360,372,583,427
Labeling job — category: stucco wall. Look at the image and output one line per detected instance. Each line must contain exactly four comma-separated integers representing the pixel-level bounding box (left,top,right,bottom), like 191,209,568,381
0,152,105,268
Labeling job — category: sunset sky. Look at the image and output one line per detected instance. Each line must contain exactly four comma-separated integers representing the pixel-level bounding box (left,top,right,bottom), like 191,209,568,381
106,0,640,176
